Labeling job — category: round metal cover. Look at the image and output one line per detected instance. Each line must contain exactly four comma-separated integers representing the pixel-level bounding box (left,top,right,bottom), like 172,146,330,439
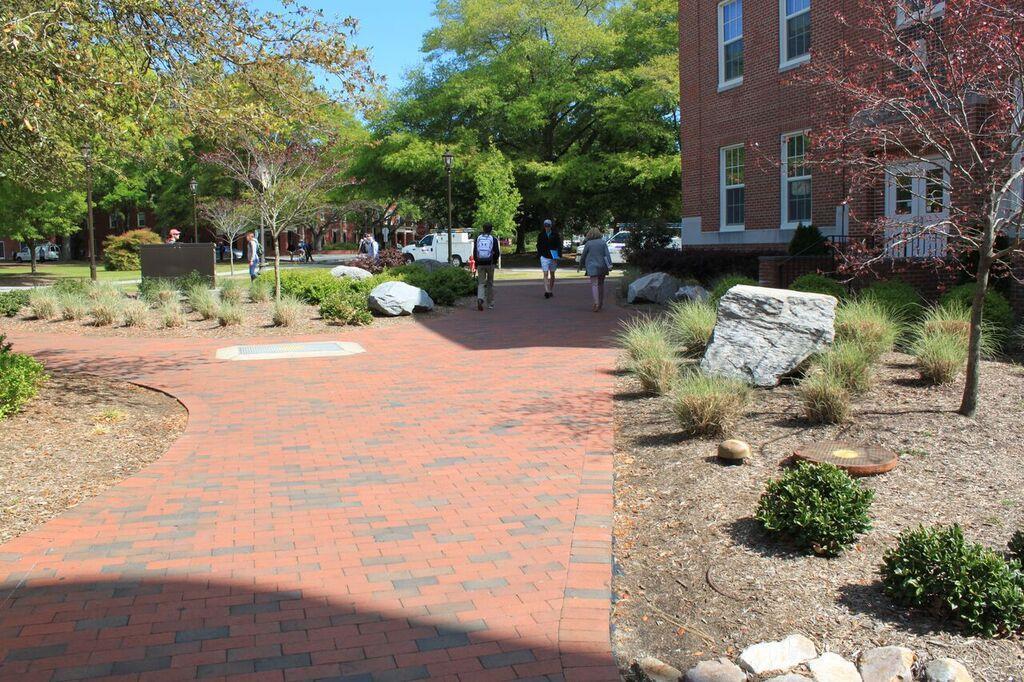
791,441,898,476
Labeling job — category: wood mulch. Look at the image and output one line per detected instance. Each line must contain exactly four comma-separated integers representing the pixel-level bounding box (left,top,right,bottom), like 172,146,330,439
0,373,187,543
612,354,1024,681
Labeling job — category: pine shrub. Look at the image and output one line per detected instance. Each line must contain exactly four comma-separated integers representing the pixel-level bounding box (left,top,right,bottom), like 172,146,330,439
756,462,874,556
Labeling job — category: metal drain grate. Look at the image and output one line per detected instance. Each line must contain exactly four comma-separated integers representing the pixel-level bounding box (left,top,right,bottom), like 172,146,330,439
216,341,365,361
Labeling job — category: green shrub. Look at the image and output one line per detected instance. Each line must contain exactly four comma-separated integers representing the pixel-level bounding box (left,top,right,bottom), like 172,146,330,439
219,278,246,305
249,278,273,303
756,462,874,557
51,279,91,297
217,302,244,326
835,299,900,361
670,370,750,437
790,273,846,300
89,299,121,327
176,270,211,292
710,274,757,303
882,524,1024,637
390,265,475,306
272,294,304,327
139,278,178,305
102,229,163,271
813,342,875,394
798,370,851,424
121,300,149,327
28,290,59,320
1008,531,1024,564
185,285,218,320
159,302,185,328
267,269,344,305
0,291,30,317
319,290,372,326
58,292,89,321
940,283,1014,346
0,345,46,418
859,280,922,323
788,223,827,256
666,300,716,357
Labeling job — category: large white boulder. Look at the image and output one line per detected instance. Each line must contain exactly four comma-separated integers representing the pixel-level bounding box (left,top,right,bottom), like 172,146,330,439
628,272,682,305
701,285,837,387
330,265,373,280
738,634,817,674
368,281,434,317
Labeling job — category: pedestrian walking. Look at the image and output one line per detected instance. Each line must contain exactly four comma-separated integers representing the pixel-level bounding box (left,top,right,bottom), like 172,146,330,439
166,229,181,245
473,223,501,311
578,228,613,312
359,232,379,261
246,232,260,281
536,219,561,299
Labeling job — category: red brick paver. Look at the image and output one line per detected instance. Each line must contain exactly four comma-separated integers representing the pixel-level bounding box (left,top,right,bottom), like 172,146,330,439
0,280,621,681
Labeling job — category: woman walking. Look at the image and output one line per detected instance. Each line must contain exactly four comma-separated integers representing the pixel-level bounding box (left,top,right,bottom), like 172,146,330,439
578,228,613,312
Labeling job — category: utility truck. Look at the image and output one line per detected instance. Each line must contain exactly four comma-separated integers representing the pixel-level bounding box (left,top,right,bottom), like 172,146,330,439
401,231,474,267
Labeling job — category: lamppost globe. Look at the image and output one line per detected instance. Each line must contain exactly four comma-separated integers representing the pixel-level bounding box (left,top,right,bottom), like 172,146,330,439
442,150,454,171
80,143,92,161
189,178,198,195
189,179,198,242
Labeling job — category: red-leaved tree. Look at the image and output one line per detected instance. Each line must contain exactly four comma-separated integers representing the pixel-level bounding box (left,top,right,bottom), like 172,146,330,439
805,0,1023,416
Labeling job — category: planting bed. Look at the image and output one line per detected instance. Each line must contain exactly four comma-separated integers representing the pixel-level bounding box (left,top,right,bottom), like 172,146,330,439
612,354,1024,679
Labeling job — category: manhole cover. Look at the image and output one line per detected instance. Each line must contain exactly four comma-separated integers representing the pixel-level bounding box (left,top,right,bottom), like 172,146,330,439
792,441,898,476
216,341,365,361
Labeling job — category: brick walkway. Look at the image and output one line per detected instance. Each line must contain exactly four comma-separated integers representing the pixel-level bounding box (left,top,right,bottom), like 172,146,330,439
0,280,622,681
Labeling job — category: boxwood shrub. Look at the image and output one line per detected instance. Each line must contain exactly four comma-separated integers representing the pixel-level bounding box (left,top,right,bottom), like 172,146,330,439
756,462,874,556
790,273,846,300
859,279,922,323
0,338,46,418
0,291,29,317
710,274,758,303
882,524,1024,637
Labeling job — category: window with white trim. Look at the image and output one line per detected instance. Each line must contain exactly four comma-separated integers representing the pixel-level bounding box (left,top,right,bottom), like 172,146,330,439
884,161,949,220
720,145,745,230
137,212,146,228
780,0,810,68
897,0,945,26
718,0,743,89
781,132,812,228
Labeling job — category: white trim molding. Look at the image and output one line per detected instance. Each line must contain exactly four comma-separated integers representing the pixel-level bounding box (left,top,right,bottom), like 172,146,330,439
780,130,812,229
779,0,811,71
718,0,744,91
720,144,746,232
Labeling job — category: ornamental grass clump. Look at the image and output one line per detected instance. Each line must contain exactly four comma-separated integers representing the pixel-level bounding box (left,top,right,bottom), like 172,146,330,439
616,317,677,394
756,462,874,557
121,300,149,327
249,278,273,303
140,278,178,306
217,302,244,327
272,295,304,327
834,299,900,361
159,302,185,328
670,370,750,437
185,285,218,321
798,370,850,424
219,278,246,305
58,292,90,321
910,304,994,385
89,299,122,327
666,300,716,357
28,289,59,320
882,524,1024,637
814,342,875,395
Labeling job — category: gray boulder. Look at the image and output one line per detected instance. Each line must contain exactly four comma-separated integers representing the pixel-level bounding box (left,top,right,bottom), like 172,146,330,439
408,258,448,272
675,285,709,302
330,265,373,280
628,272,682,305
368,281,434,317
701,285,837,387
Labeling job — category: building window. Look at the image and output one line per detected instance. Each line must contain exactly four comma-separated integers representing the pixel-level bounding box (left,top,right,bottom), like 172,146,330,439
720,145,745,230
897,0,945,26
137,212,146,228
885,161,949,220
781,132,812,228
780,0,810,68
718,0,743,90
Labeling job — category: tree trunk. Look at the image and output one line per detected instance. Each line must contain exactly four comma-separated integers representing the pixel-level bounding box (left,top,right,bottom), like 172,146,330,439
958,223,996,417
229,247,235,277
28,238,37,274
273,237,281,301
516,223,527,255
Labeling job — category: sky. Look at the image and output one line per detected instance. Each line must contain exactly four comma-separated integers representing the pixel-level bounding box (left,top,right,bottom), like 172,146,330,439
253,0,438,93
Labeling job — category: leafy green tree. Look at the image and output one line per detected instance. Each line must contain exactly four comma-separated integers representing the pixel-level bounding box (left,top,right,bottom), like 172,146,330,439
0,180,85,273
473,146,521,238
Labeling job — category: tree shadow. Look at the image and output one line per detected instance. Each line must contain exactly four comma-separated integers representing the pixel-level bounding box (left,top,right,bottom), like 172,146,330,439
612,390,652,402
0,577,615,680
835,581,963,637
724,517,809,561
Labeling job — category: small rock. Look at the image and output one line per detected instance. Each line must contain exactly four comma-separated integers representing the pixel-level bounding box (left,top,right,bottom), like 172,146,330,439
329,265,372,280
717,439,751,464
628,272,682,305
858,647,915,682
738,634,817,674
765,676,812,682
367,281,434,317
684,657,745,682
808,652,861,682
637,656,683,682
675,285,709,302
923,658,972,682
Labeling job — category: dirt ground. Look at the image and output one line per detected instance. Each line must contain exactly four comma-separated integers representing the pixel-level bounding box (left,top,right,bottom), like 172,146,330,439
1,298,462,339
0,373,187,543
612,354,1024,680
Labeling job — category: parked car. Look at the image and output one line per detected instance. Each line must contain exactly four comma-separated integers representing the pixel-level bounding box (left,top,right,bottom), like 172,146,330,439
401,232,474,267
14,244,61,263
576,230,682,265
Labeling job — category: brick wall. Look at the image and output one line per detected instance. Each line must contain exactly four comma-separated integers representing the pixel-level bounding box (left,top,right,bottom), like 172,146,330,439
758,255,833,288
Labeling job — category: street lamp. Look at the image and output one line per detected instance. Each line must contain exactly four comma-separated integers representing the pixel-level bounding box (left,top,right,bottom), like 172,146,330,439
442,150,454,264
189,178,198,243
81,143,97,281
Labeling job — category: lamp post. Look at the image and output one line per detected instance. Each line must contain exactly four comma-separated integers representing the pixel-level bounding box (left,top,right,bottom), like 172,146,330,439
81,143,97,281
189,178,198,243
442,150,454,264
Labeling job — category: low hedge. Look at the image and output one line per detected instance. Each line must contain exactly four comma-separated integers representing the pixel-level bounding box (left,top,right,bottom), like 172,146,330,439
0,337,46,418
790,273,846,300
0,291,29,317
627,248,760,285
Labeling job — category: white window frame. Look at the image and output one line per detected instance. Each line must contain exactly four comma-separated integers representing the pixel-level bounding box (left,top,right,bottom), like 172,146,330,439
137,212,146,228
883,159,950,222
779,0,811,71
0,242,5,260
718,0,743,91
896,0,945,27
780,131,812,229
720,144,745,232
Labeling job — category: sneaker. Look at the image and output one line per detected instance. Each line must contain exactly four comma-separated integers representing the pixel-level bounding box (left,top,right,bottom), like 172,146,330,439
544,292,552,299
477,299,484,311
488,303,494,309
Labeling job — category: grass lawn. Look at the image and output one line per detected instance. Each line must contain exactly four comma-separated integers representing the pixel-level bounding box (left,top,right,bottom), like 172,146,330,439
0,261,260,286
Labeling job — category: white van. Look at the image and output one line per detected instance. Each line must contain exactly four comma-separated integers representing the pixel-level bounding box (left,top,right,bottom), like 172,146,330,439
14,243,61,262
401,232,475,267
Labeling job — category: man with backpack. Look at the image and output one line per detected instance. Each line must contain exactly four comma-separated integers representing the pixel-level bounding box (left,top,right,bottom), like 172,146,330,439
474,223,501,311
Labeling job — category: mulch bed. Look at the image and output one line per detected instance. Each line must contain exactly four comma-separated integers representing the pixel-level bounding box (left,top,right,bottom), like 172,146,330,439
0,373,187,543
612,354,1024,680
2,298,462,339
